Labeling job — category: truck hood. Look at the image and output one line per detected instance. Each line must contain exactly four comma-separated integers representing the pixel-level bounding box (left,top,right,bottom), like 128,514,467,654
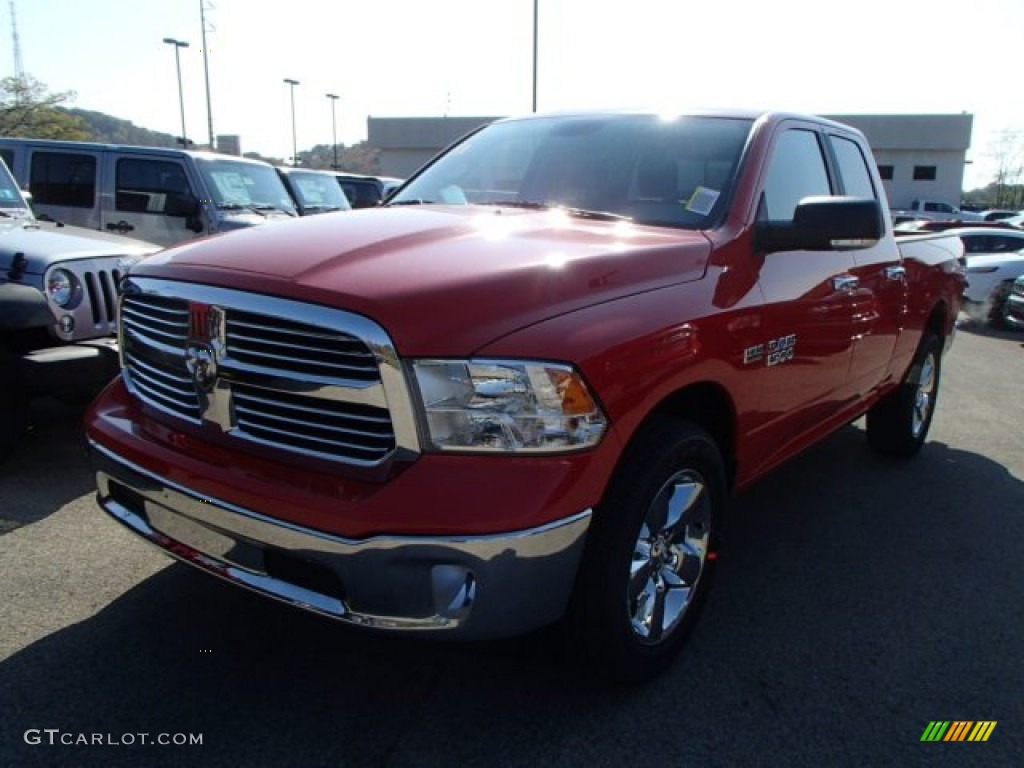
0,219,159,274
135,205,713,354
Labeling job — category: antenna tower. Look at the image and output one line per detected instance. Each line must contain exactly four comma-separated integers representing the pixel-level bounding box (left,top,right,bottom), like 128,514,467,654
10,0,24,77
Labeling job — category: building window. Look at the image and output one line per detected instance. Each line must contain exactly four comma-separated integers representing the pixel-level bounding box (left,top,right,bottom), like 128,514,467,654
877,165,894,180
913,165,937,181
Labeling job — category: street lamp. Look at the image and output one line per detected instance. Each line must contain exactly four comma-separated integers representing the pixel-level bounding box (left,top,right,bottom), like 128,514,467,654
284,78,300,165
532,0,538,112
326,93,340,169
163,38,190,146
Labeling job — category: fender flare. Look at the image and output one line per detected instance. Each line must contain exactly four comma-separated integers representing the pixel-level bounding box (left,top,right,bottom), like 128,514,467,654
0,282,56,331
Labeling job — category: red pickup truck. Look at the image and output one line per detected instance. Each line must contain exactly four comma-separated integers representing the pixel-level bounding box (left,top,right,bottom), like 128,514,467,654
86,110,966,681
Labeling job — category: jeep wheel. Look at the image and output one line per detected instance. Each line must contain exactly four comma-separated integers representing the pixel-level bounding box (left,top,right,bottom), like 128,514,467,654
866,332,941,457
568,420,725,683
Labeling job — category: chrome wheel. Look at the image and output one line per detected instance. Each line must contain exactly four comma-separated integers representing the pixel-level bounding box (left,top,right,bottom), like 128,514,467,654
628,469,710,644
911,352,937,438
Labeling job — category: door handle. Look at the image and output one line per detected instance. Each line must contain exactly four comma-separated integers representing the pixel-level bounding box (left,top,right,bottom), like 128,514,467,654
105,221,135,234
832,275,859,292
885,266,907,281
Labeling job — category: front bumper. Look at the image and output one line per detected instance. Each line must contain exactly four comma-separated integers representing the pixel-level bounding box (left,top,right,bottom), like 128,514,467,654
20,337,120,399
90,439,592,640
1004,292,1024,329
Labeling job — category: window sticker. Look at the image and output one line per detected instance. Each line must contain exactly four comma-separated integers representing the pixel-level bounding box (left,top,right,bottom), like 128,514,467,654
210,171,252,204
686,186,720,215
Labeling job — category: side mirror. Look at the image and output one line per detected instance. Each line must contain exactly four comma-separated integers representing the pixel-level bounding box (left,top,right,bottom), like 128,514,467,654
165,192,200,218
757,196,882,253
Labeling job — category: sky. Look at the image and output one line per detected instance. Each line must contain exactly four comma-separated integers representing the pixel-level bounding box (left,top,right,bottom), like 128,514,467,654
9,0,1024,189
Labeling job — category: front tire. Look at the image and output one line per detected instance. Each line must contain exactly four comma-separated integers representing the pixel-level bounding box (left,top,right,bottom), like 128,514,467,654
568,420,726,683
866,332,942,457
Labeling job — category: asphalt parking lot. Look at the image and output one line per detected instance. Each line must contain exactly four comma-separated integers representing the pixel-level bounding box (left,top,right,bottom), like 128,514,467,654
1,323,1022,768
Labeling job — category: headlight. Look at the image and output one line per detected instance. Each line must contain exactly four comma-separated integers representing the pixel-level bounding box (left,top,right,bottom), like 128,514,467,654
412,359,607,453
46,268,77,307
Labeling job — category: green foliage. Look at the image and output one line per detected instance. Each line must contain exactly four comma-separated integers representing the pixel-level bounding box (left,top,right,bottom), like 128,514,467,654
295,142,381,174
0,74,89,140
68,108,184,148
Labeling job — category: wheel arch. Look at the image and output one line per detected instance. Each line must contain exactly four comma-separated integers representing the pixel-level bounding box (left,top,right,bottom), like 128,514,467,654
618,380,738,493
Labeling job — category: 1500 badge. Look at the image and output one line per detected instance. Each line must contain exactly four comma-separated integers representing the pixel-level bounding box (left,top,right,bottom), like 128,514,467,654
744,334,797,367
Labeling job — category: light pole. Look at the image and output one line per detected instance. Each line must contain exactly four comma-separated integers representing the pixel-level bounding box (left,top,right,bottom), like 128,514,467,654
199,0,214,149
284,78,300,165
163,38,190,146
532,0,538,112
326,93,339,169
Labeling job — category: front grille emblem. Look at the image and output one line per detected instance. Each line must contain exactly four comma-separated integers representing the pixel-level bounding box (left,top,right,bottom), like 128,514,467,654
185,341,218,392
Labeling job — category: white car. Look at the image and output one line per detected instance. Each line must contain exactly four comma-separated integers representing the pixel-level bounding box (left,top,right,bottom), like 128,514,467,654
943,228,1024,324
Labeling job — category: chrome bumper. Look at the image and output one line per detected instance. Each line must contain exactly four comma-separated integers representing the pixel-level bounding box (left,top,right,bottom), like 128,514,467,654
1004,294,1024,329
90,440,591,639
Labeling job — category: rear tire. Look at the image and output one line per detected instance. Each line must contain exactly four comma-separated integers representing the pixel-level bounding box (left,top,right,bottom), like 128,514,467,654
866,332,942,457
567,420,725,683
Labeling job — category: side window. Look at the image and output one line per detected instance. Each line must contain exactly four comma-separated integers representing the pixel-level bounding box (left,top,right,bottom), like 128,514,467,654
830,136,877,200
993,236,1024,253
960,235,989,254
29,152,96,208
0,149,14,172
761,129,831,221
116,158,192,214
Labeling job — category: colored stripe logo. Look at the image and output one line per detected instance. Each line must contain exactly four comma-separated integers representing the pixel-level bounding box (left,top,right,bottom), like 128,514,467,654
920,721,996,742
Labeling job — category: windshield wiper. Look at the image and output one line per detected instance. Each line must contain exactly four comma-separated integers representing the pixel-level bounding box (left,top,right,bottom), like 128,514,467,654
477,200,632,222
216,202,266,216
388,199,433,206
251,203,296,216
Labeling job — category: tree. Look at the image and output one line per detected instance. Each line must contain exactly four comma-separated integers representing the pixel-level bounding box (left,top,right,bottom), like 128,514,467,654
986,129,1024,210
0,74,89,140
295,142,381,175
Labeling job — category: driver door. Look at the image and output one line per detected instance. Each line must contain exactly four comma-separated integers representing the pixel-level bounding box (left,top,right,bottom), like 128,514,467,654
101,154,206,246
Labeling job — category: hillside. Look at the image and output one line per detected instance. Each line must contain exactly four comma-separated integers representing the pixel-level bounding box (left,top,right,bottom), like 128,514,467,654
66,108,188,148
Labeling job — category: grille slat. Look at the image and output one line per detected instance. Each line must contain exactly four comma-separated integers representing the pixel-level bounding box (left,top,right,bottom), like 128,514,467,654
123,316,189,347
229,387,391,426
226,329,375,361
84,272,100,324
128,371,200,418
226,309,379,382
227,346,380,377
235,418,391,461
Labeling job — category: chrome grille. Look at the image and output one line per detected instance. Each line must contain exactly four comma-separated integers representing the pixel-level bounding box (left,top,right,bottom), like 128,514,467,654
117,278,418,471
47,259,128,341
1013,281,1024,298
121,294,200,422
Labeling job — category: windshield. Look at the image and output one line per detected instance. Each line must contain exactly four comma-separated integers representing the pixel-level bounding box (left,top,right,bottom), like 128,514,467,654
196,158,297,215
391,114,753,229
0,159,31,217
285,170,352,211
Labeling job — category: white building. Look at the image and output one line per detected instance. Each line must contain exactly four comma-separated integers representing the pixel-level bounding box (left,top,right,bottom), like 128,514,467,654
368,113,973,209
827,114,973,209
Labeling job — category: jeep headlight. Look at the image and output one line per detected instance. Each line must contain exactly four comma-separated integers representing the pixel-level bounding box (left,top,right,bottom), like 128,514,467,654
46,268,77,307
412,359,607,453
